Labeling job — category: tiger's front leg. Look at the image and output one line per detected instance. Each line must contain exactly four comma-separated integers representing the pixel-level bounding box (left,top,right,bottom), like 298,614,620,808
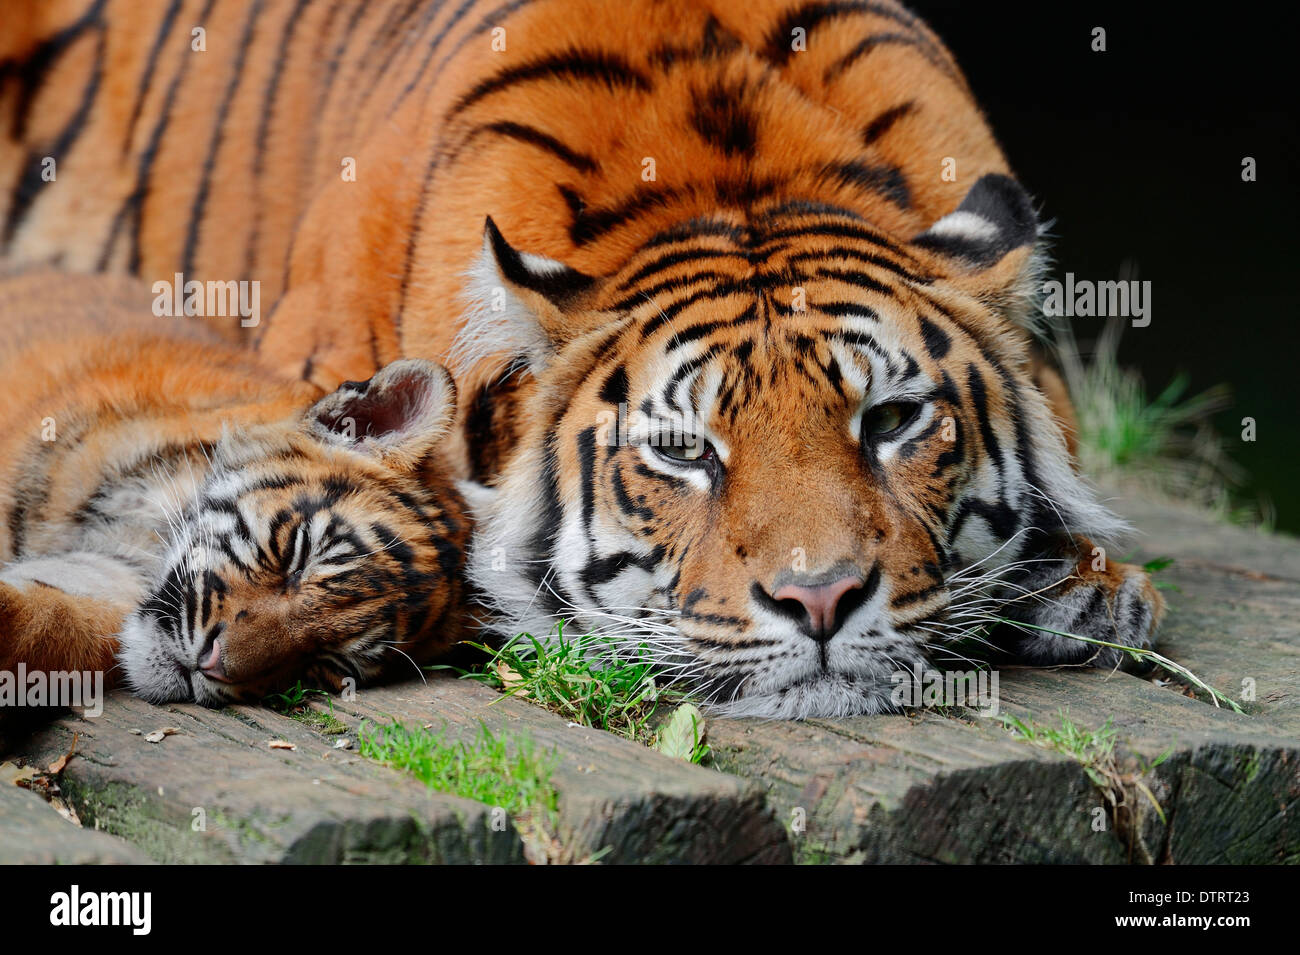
0,555,138,680
995,535,1166,672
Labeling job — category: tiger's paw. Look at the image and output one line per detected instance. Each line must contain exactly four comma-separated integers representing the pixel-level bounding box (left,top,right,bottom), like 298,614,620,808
999,541,1166,673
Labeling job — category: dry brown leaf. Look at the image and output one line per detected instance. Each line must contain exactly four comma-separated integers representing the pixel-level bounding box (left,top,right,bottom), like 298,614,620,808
268,740,296,751
495,661,531,697
48,732,79,774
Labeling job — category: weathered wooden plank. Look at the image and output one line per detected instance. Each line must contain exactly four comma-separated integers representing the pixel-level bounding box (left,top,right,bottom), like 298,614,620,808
17,693,526,863
1107,486,1300,581
329,676,792,864
11,675,790,864
710,664,1298,863
0,781,151,864
1105,485,1300,728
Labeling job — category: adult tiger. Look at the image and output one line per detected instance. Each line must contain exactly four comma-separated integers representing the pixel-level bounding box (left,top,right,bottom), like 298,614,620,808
0,0,1163,716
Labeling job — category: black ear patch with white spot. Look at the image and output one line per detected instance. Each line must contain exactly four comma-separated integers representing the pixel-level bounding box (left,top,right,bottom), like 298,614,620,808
484,216,594,308
912,173,1038,267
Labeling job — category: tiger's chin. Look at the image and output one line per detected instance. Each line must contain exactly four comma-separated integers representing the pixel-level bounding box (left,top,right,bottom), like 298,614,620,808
709,673,906,720
117,613,228,706
117,615,194,704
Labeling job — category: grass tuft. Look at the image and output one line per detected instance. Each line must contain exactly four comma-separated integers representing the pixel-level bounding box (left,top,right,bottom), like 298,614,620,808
1052,314,1270,527
358,719,558,822
437,623,710,763
263,681,348,736
1000,707,1173,852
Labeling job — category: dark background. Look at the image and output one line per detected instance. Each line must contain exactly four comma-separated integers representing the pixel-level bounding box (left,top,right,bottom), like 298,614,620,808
911,1,1298,531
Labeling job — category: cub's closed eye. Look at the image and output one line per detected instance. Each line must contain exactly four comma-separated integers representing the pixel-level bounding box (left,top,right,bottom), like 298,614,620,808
862,401,922,439
283,523,312,577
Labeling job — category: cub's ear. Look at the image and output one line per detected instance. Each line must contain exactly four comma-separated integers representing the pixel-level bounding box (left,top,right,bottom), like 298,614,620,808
911,173,1045,329
454,217,596,377
305,359,456,471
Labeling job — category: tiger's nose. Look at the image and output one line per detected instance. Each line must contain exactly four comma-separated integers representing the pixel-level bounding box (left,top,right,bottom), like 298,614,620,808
198,629,231,682
773,576,865,641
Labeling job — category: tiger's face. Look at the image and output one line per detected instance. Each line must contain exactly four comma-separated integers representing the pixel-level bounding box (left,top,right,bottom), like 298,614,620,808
466,176,1124,718
119,360,469,705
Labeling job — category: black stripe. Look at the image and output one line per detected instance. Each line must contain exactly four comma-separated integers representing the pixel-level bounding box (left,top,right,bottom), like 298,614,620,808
819,160,911,210
3,28,105,245
666,319,726,347
611,465,654,521
965,363,1003,467
99,0,212,270
582,546,663,590
181,0,265,278
607,270,736,313
577,426,598,542
456,120,598,173
824,32,928,83
814,265,896,298
763,0,921,63
917,314,951,360
615,247,748,293
666,342,725,392
419,0,538,109
785,244,926,283
1,0,106,140
122,0,184,156
567,184,685,246
642,217,749,249
689,78,757,157
244,0,314,280
862,100,916,146
758,220,915,261
599,364,629,406
447,48,651,118
817,301,880,320
389,0,473,110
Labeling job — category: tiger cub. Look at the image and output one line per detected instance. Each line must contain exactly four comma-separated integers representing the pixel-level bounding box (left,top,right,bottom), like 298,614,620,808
0,273,468,705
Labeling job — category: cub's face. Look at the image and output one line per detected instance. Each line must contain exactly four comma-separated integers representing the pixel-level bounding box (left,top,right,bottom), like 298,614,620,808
467,178,1122,718
119,361,468,705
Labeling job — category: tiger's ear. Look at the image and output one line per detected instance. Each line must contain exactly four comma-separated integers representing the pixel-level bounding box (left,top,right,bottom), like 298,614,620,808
911,174,1044,329
305,359,456,471
456,217,596,376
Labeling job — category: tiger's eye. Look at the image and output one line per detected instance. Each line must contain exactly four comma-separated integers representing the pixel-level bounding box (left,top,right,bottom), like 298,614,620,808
863,401,919,438
655,436,712,463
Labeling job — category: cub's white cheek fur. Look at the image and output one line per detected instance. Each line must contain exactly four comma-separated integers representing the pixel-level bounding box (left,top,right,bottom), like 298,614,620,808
117,612,194,703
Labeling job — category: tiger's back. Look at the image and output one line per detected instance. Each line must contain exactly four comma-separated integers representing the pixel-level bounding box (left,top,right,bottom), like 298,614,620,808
1,0,1007,378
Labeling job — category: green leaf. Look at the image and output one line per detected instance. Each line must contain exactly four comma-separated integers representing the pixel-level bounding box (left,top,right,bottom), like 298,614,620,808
653,703,706,761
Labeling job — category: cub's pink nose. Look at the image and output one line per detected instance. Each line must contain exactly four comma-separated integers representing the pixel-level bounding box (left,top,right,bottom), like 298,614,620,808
773,575,865,641
199,636,230,682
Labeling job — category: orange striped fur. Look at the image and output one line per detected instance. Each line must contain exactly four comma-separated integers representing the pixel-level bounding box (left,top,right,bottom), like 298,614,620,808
0,272,469,704
1,1,1163,717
